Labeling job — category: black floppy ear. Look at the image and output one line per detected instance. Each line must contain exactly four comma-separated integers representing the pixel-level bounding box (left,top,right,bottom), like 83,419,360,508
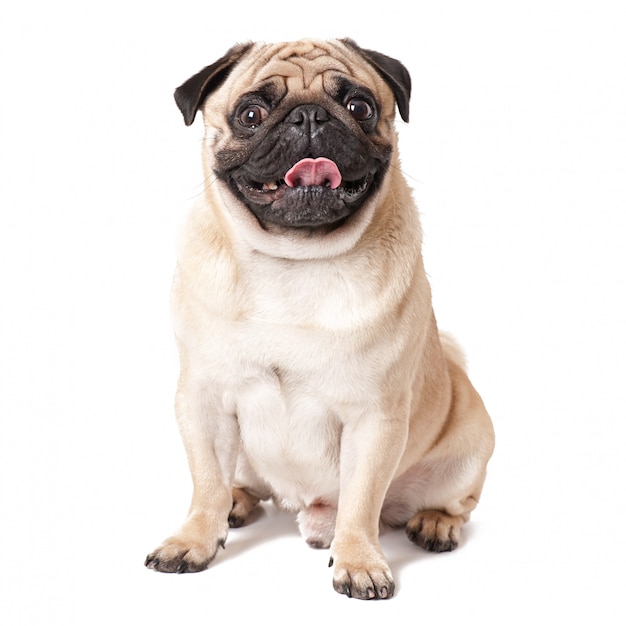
341,39,411,123
174,42,254,126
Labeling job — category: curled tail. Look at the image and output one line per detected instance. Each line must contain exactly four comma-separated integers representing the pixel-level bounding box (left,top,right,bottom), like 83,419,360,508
439,331,468,371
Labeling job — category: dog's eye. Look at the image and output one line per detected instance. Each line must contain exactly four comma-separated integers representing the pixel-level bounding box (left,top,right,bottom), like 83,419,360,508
239,105,268,128
346,98,373,121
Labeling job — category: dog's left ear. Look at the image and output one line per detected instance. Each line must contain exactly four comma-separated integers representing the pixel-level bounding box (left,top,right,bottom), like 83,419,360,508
174,42,253,126
342,39,411,123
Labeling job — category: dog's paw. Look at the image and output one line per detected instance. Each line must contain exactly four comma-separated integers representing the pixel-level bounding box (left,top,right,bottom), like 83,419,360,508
145,535,225,573
406,510,463,552
329,537,394,600
330,558,395,600
228,487,260,528
145,513,228,573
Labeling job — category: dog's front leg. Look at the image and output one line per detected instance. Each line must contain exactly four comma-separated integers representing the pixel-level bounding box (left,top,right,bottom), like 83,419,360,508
145,374,238,573
329,411,407,599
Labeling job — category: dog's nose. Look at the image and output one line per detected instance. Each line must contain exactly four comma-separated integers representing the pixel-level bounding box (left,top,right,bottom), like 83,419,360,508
286,104,330,130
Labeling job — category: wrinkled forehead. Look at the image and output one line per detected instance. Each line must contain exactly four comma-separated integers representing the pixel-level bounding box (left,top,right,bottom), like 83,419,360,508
228,39,383,103
254,41,352,89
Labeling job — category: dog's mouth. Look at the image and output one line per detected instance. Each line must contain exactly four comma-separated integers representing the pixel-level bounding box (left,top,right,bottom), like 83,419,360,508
247,172,373,201
229,157,380,229
251,157,370,199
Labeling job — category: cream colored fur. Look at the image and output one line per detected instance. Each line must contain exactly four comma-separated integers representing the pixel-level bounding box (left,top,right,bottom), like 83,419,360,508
146,39,494,600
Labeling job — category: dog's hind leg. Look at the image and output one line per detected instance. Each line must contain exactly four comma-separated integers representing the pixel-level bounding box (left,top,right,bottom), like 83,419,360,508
404,494,479,552
229,487,261,528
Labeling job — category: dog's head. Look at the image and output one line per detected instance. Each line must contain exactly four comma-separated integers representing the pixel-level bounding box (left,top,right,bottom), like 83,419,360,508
175,39,411,259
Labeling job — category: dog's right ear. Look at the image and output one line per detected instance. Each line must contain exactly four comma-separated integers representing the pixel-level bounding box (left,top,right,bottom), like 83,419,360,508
174,43,253,126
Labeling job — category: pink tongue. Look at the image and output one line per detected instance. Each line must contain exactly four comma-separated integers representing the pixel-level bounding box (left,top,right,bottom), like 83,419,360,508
284,157,342,189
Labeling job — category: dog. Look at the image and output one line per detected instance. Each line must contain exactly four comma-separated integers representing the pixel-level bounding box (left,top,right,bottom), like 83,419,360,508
145,38,495,600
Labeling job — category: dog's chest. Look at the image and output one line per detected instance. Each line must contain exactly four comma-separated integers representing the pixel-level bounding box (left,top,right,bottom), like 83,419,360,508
224,266,393,505
233,366,343,505
180,250,411,506
228,315,380,500
242,255,385,331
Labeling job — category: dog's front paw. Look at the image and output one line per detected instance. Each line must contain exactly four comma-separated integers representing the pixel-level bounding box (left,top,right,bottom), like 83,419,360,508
145,537,224,573
329,538,394,600
145,514,227,573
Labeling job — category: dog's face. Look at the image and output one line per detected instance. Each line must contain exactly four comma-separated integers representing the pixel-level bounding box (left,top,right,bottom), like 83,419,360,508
174,39,411,258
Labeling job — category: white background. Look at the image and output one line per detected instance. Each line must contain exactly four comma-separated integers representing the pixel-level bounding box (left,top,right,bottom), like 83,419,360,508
1,1,625,623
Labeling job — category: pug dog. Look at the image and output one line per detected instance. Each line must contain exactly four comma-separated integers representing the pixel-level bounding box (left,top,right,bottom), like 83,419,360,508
145,38,495,600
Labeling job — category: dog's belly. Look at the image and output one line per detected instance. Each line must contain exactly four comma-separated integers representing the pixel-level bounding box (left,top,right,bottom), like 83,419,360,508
234,372,342,509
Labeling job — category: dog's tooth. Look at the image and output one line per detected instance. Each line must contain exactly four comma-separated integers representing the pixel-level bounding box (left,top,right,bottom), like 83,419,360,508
264,181,278,191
